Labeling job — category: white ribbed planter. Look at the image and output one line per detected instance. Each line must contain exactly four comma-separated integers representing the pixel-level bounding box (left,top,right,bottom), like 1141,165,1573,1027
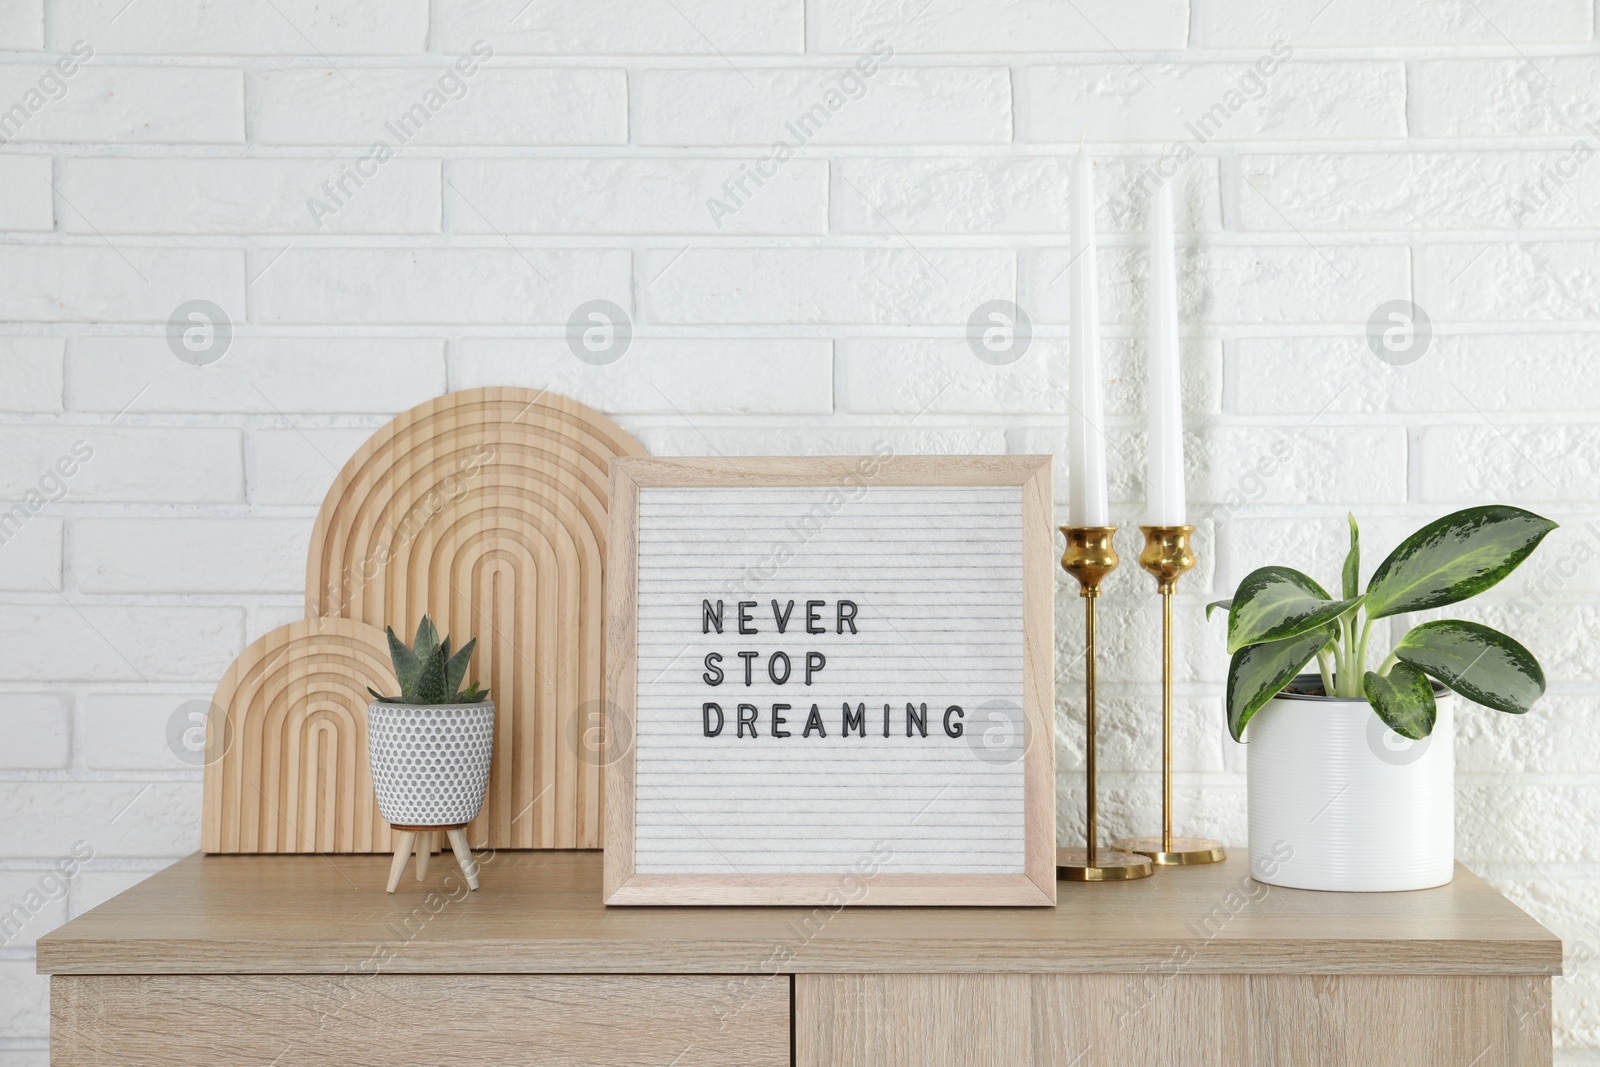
1247,675,1454,892
367,701,494,828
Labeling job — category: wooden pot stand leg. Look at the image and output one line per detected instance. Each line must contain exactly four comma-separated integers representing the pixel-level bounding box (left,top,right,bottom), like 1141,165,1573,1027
386,825,478,893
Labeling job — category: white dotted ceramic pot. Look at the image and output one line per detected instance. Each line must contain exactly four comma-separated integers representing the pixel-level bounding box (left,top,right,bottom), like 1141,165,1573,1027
1247,675,1454,892
367,701,495,828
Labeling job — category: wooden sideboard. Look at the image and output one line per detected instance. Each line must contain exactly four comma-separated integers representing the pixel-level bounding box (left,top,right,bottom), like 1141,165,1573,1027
38,850,1561,1066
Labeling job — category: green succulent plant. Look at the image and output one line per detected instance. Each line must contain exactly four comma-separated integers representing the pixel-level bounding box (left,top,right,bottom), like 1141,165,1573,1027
1209,505,1556,742
368,615,489,705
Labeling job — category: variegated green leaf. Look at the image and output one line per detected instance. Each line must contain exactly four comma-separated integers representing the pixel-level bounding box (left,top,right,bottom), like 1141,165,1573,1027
1226,624,1334,741
1364,506,1557,619
1363,662,1437,740
1393,619,1545,715
1205,598,1233,621
1341,512,1360,601
415,644,450,704
385,625,421,701
445,636,478,701
1226,566,1362,654
413,615,440,658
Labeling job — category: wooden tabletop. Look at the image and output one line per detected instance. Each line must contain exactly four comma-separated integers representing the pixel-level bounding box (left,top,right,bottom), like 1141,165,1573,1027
38,850,1561,977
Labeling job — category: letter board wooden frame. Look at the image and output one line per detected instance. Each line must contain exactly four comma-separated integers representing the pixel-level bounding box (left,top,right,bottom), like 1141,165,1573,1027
604,455,1055,906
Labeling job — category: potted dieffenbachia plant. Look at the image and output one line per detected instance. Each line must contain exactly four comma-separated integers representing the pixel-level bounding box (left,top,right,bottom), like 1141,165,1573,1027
366,616,494,893
1210,506,1554,892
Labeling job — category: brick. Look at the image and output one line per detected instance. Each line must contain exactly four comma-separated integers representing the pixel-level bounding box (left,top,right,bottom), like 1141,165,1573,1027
1419,242,1600,322
254,248,630,325
835,155,1222,234
0,960,47,1038
1009,424,1150,521
0,154,51,230
0,64,243,144
1204,426,1408,510
1031,245,1409,325
438,0,802,54
74,518,310,594
645,247,1012,324
0,869,70,949
1064,690,1228,775
447,158,827,235
253,428,373,505
73,337,445,413
0,0,42,49
0,515,62,592
0,428,242,502
814,0,1187,52
0,693,70,769
636,65,1010,146
1239,152,1600,231
1235,335,1600,416
0,782,201,856
50,0,427,54
839,336,1221,417
60,157,441,235
1064,784,1244,855
1557,971,1600,1050
630,425,1005,457
1420,424,1600,505
0,607,241,681
452,338,833,414
84,692,212,770
1459,784,1600,865
1013,422,1406,527
0,247,244,324
0,338,62,411
1198,0,1591,47
1460,694,1600,776
251,605,311,640
1048,569,1222,682
1414,58,1600,137
257,67,626,146
1020,61,1404,143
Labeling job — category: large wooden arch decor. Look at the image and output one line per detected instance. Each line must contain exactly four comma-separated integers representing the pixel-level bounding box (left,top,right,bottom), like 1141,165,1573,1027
203,387,647,853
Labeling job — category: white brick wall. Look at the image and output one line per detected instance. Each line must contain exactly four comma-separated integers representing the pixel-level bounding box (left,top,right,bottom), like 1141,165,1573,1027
1,1,1598,1058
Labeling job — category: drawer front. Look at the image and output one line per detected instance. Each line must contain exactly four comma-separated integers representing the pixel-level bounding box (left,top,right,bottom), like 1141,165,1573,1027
54,974,790,1067
796,973,1551,1067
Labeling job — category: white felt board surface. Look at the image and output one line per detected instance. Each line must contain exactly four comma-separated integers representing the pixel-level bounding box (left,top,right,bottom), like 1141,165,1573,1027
631,484,1027,876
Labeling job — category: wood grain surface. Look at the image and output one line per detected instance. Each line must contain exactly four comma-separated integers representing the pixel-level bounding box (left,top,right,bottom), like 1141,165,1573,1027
201,618,397,854
795,972,1551,1066
204,387,646,854
37,851,1561,977
53,973,790,1067
605,454,1056,906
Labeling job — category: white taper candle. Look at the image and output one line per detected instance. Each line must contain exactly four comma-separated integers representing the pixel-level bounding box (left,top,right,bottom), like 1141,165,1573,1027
1145,180,1186,526
1068,148,1109,527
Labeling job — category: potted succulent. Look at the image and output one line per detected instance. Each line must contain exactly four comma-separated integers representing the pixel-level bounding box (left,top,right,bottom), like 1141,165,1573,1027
367,616,494,893
1211,506,1555,892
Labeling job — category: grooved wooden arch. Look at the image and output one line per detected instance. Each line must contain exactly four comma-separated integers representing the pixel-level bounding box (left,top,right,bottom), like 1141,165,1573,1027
202,618,397,854
305,388,644,850
203,387,645,853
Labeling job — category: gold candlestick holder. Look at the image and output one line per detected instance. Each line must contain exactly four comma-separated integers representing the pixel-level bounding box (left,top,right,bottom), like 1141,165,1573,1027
1113,524,1226,866
1056,525,1153,883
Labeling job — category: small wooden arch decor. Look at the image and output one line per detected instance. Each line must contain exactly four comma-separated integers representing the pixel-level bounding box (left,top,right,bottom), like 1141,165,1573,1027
202,618,397,854
203,387,647,853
